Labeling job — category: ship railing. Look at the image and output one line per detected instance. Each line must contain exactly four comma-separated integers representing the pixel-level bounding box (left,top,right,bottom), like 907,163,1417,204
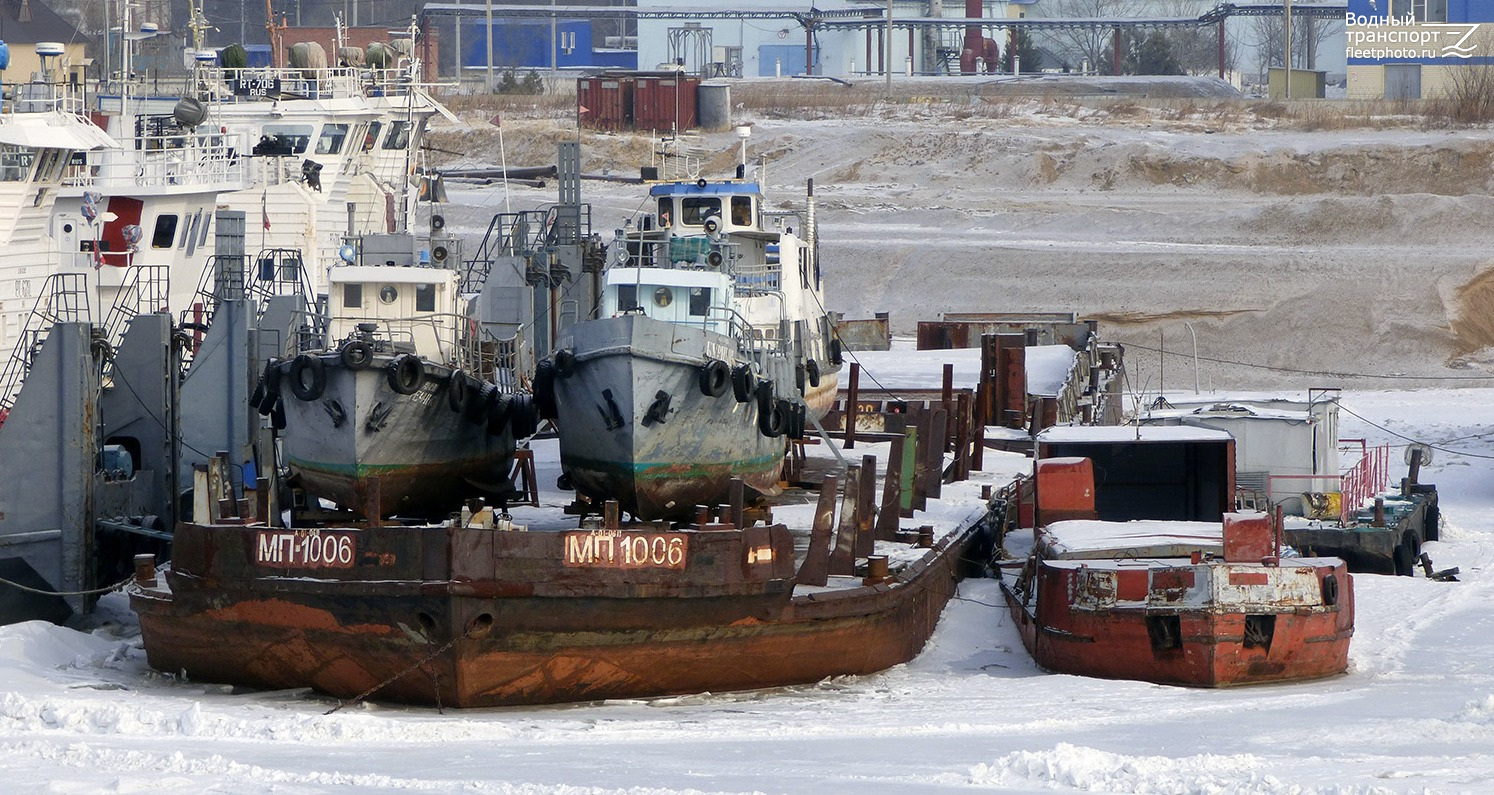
1264,444,1391,524
0,273,91,414
101,265,170,364
464,205,594,293
4,78,87,117
704,304,773,364
72,129,246,190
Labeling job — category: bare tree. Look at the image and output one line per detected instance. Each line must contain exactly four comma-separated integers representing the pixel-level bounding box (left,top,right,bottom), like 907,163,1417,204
1250,6,1343,80
1039,0,1127,73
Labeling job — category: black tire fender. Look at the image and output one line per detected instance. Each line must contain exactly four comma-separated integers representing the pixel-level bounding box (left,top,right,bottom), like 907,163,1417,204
1321,573,1339,607
466,383,495,425
699,358,730,398
486,390,511,436
509,393,539,439
533,359,559,419
386,354,424,395
340,340,373,369
553,348,576,378
731,364,756,403
447,369,470,413
288,354,326,401
805,358,821,388
757,385,786,438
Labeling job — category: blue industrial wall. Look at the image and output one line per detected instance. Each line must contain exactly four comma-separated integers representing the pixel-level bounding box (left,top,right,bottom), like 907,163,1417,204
462,19,623,69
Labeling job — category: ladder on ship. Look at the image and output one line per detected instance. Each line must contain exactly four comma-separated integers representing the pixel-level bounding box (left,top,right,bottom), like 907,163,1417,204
0,273,92,415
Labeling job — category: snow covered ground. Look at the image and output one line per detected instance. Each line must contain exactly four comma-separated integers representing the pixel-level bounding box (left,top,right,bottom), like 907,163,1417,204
8,102,1494,792
2,382,1492,794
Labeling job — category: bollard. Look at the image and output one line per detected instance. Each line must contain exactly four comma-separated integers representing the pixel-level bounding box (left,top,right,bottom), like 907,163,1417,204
863,554,890,586
916,525,934,548
133,554,157,588
604,499,620,530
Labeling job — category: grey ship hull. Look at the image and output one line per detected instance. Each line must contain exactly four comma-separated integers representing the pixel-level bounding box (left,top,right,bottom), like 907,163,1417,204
279,355,515,517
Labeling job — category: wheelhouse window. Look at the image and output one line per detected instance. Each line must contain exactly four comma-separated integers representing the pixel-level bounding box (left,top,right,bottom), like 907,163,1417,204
261,124,313,154
0,145,36,181
731,196,753,227
362,121,382,152
315,124,350,155
151,215,178,249
688,287,711,317
415,283,436,312
681,197,721,226
382,120,411,150
343,283,363,309
616,283,638,311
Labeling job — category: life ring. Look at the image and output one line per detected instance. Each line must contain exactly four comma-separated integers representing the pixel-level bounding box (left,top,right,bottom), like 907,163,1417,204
340,340,374,369
1321,573,1339,607
757,388,786,438
731,364,756,403
447,369,470,413
386,354,424,395
288,354,326,401
552,348,576,378
699,358,730,398
533,359,558,419
508,393,539,439
805,359,821,388
486,390,511,436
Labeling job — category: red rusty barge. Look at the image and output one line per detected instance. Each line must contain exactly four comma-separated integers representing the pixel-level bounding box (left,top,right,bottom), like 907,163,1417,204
129,504,982,707
996,459,1354,687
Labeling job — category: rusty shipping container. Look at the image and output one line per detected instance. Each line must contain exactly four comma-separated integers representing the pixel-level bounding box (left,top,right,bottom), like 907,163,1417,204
633,73,699,133
577,75,633,131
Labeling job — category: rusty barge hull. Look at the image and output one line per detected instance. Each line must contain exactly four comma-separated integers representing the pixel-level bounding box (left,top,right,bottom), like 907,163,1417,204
131,519,977,707
999,557,1354,687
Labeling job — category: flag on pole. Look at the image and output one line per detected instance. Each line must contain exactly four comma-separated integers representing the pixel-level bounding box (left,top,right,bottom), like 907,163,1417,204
578,104,590,114
262,194,271,230
490,113,502,127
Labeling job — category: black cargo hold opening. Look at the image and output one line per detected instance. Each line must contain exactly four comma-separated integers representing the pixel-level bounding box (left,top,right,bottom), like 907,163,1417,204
1037,435,1234,523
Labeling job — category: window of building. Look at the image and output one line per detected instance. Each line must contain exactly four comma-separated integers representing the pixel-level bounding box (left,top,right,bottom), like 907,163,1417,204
343,283,363,309
1410,0,1448,21
151,215,179,249
415,283,435,312
315,124,350,155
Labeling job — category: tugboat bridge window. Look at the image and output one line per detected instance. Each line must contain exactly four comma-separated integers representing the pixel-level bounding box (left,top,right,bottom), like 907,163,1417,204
362,122,382,152
379,285,398,304
343,283,363,309
315,124,350,155
151,215,178,249
383,121,411,150
681,197,721,225
731,196,752,226
688,287,711,316
262,124,313,154
0,145,35,181
416,283,436,312
653,287,673,307
616,283,638,311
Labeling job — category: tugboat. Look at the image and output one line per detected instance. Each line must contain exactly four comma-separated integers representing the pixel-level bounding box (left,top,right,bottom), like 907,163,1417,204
258,236,534,518
537,176,841,520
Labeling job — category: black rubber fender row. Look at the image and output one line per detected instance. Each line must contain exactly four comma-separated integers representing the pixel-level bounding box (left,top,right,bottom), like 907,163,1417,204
699,358,730,398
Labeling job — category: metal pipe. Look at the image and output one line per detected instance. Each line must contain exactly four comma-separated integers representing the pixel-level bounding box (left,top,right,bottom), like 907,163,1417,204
1183,321,1199,394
